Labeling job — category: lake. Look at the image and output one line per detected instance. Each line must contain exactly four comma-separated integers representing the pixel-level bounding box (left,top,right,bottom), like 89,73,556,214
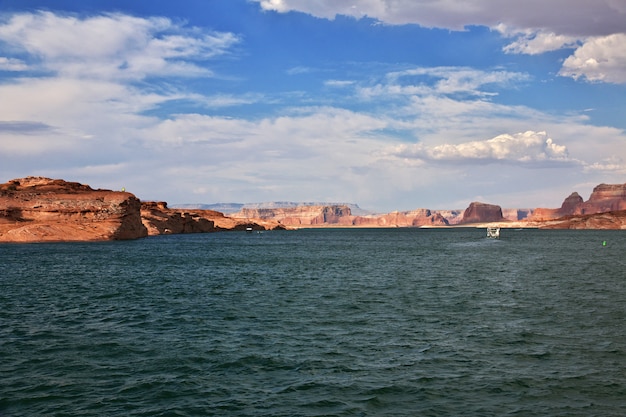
1,228,625,416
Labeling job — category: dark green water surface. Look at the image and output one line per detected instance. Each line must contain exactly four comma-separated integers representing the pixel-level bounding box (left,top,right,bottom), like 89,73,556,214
1,228,626,416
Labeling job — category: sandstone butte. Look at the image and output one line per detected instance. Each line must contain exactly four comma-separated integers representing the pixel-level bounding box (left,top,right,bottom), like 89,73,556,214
0,177,284,243
1,177,626,243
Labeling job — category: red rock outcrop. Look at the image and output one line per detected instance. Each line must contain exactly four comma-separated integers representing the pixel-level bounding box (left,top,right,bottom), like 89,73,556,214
0,177,286,243
580,183,626,214
141,201,285,235
234,205,354,226
233,205,449,227
540,210,626,229
460,202,504,224
530,192,584,220
0,177,147,242
530,183,626,221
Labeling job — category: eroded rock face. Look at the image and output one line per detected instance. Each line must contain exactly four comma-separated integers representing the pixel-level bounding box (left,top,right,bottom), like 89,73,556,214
460,202,504,224
580,183,626,214
530,184,626,221
0,177,286,242
235,205,353,226
530,192,584,221
541,210,626,229
0,177,147,242
141,201,286,235
234,205,449,227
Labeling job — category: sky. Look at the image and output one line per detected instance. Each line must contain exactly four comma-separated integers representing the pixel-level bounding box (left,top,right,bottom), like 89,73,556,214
0,0,625,212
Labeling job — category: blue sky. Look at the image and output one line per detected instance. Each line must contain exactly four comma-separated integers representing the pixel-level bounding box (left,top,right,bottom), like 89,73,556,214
0,0,625,211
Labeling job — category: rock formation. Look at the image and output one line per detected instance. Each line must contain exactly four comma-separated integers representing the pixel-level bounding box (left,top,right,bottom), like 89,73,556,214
460,202,504,224
580,183,626,214
530,183,626,221
233,205,449,227
0,177,285,243
541,210,626,229
0,177,147,242
531,192,584,220
234,205,354,226
3,177,626,240
141,201,285,235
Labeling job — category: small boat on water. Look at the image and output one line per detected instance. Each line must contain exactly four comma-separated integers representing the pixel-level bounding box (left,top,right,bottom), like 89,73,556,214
486,227,500,239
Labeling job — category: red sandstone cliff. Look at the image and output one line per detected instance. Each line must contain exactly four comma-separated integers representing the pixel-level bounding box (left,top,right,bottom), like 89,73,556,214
0,177,285,243
540,210,626,229
530,192,584,220
0,177,147,242
580,183,626,214
530,183,626,221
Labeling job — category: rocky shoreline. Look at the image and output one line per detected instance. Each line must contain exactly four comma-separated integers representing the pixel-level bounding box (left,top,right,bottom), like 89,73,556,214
0,177,285,243
1,177,625,243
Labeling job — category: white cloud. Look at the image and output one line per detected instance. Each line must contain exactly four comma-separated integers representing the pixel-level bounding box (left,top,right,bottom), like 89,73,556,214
497,25,580,55
0,11,239,80
384,66,529,96
390,131,575,166
559,33,626,83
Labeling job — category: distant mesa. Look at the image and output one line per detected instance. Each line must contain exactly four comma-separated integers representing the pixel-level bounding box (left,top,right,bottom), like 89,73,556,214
174,201,371,216
459,202,504,224
231,205,450,227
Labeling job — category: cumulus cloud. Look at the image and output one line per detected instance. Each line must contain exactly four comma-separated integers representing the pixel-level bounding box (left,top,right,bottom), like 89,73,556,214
559,34,626,83
390,131,575,166
0,11,239,80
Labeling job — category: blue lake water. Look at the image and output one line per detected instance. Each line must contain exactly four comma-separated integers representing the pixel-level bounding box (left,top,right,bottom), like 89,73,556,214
1,228,626,416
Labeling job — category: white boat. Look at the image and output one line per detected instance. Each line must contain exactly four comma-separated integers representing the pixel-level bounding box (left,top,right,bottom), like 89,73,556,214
486,227,500,239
